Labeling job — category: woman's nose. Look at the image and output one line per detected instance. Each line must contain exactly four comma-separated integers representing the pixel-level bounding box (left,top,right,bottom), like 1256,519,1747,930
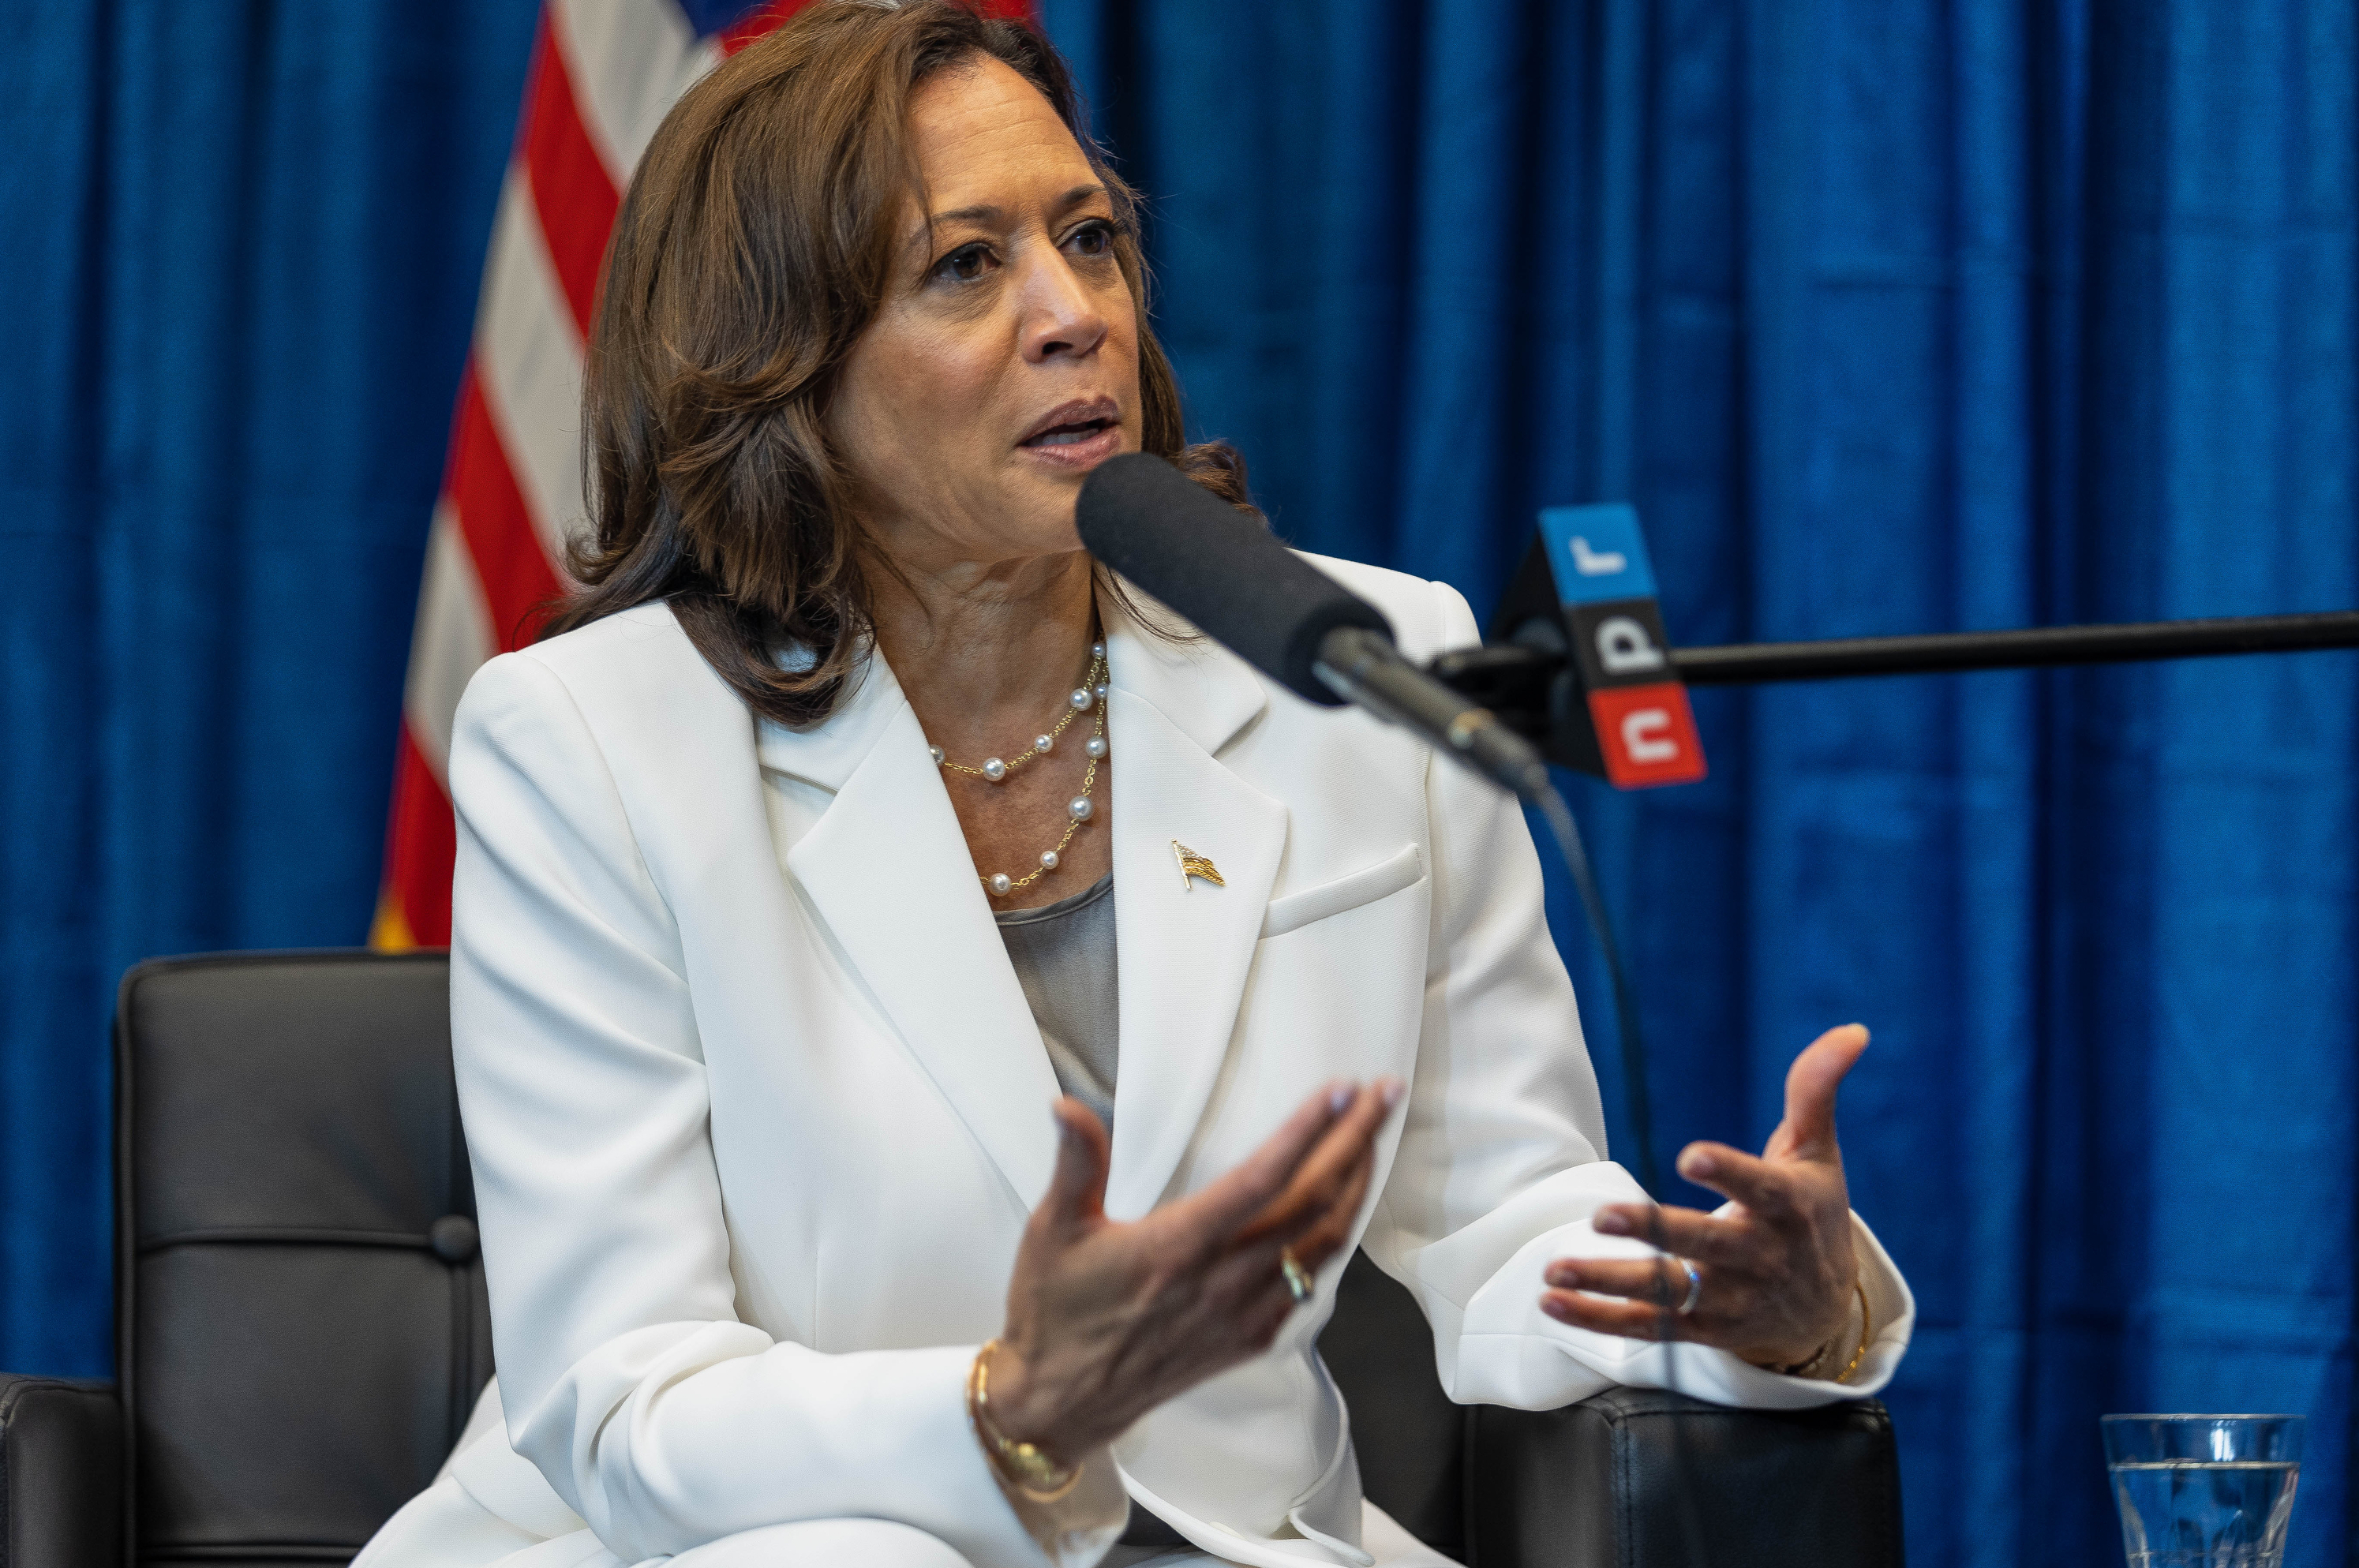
1017,251,1108,364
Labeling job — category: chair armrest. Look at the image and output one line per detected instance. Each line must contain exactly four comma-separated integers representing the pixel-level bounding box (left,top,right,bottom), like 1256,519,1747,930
0,1377,124,1568
1466,1387,1903,1568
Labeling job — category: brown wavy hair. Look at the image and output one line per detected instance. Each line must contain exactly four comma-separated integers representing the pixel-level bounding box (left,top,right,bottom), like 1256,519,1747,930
545,0,1250,728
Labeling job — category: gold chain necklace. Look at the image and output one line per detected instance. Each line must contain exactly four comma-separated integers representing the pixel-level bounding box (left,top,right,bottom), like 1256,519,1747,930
929,641,1110,898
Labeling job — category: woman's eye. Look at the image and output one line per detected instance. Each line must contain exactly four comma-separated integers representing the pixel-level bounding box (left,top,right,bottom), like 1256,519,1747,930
1065,220,1116,258
932,243,993,284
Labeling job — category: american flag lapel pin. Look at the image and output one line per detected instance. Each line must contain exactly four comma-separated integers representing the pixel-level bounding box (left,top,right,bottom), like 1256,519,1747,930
1171,840,1225,890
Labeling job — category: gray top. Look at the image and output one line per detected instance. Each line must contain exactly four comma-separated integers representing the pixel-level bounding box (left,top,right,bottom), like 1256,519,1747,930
994,874,1120,1140
994,876,1197,1555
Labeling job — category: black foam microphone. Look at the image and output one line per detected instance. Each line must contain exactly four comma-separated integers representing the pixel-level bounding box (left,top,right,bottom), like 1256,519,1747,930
1076,453,1552,799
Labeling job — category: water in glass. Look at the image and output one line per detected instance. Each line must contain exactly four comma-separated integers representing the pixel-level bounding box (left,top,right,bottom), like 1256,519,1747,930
2110,1460,2297,1567
2104,1416,2303,1568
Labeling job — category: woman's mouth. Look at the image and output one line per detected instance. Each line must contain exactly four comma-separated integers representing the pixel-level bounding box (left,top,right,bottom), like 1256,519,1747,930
1017,402,1123,470
1024,419,1114,447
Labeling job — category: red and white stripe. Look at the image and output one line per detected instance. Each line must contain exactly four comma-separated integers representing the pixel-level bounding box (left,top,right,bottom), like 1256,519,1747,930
376,2,768,949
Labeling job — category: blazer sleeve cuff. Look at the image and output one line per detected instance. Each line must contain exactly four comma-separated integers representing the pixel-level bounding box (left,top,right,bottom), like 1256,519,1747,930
516,1332,1063,1568
1448,1206,1915,1410
987,1444,1127,1568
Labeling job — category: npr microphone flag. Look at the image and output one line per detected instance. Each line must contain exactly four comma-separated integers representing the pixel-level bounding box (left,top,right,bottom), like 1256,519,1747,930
1490,505,1707,788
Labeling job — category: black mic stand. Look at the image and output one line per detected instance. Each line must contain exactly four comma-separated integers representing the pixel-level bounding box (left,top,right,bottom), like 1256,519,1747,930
1434,608,2359,727
1426,608,2359,1199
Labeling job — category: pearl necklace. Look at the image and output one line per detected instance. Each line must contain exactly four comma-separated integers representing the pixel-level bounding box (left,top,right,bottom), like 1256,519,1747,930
930,641,1111,899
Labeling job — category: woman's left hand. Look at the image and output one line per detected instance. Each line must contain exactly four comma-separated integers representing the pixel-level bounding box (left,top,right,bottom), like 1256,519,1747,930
1539,1024,1869,1370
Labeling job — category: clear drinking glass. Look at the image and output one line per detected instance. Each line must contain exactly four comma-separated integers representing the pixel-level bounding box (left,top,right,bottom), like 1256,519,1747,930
2103,1415,2303,1568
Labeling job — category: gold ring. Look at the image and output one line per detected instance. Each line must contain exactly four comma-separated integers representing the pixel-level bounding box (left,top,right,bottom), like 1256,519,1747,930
1279,1248,1313,1304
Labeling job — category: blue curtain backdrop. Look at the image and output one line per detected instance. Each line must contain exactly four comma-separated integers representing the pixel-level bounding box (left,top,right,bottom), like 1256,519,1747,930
1039,2,2359,1564
0,4,538,1370
4,4,2355,1567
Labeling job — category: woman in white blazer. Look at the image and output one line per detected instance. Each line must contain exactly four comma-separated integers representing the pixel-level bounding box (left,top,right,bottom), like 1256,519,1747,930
358,7,1913,1568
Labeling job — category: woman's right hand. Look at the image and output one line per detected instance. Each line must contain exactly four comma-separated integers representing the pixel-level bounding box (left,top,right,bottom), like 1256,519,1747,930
985,1080,1401,1462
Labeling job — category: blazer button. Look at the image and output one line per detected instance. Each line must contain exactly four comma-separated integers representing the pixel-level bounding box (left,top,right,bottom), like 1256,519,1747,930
429,1214,480,1264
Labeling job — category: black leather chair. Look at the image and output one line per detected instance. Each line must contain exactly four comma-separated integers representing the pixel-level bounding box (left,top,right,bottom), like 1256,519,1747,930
0,951,1902,1568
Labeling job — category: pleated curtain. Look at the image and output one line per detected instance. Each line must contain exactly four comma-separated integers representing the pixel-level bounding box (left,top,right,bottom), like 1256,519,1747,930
4,3,2355,1564
1043,4,2359,1564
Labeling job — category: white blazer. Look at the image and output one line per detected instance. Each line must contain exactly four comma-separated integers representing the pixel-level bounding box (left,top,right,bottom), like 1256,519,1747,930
361,558,1913,1568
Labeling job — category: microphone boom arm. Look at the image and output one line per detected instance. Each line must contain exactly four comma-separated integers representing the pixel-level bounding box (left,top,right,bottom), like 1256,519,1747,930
1432,608,2359,747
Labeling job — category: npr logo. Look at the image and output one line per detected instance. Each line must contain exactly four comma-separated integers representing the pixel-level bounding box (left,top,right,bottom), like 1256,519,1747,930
1538,504,1706,788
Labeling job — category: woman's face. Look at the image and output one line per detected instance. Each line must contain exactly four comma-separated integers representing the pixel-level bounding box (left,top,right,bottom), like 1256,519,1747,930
829,57,1141,574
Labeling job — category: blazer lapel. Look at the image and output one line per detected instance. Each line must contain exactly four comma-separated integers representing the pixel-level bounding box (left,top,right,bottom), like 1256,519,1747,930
767,604,1290,1222
780,659,1062,1210
1101,607,1288,1221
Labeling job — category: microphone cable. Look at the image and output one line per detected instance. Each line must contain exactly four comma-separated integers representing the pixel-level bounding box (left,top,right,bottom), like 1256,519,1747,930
1530,780,1662,1198
1534,779,1720,1564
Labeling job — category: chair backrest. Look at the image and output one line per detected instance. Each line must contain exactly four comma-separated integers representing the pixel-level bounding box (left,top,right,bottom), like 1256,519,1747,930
115,952,490,1568
110,950,1461,1565
1320,1253,1469,1559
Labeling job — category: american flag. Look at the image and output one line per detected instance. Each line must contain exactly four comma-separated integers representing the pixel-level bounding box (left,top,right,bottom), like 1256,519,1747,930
375,0,1032,949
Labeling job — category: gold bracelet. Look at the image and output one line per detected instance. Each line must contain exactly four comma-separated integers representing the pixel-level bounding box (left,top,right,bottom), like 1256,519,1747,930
1772,1335,1838,1379
1771,1280,1874,1380
1832,1281,1874,1384
967,1340,1082,1503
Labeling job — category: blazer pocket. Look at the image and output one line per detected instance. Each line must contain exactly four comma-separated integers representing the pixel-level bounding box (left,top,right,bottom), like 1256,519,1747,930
1260,844,1427,940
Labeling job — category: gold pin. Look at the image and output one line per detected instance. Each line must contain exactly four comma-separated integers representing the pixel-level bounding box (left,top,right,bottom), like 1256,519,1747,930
1172,840,1225,890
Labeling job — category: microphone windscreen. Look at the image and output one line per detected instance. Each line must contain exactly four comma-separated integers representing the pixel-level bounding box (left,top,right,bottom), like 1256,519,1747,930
1076,453,1393,705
